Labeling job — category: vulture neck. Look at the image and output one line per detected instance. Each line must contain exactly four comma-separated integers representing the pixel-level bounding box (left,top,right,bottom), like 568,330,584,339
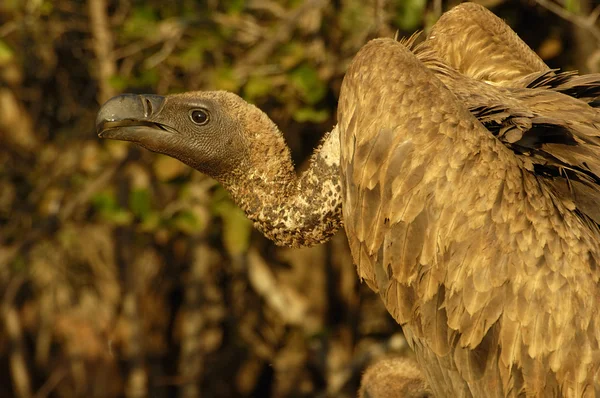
219,122,342,248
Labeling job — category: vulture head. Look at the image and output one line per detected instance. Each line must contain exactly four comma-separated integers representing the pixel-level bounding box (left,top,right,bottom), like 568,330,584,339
96,91,284,184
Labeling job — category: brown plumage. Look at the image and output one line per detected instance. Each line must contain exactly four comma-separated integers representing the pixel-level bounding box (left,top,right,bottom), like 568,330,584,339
424,2,549,85
359,357,432,398
339,35,600,396
96,3,600,397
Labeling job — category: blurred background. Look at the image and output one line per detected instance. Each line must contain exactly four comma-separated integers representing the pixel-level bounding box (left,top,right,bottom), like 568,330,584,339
0,0,599,397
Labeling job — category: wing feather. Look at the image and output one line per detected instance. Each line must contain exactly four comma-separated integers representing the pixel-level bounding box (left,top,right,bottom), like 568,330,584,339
338,37,600,397
425,2,549,85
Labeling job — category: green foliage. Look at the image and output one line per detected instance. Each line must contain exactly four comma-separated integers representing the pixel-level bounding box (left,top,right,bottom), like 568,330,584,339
243,75,273,102
212,188,252,256
1,0,19,10
339,0,371,35
40,0,53,15
0,40,14,65
92,190,133,225
290,64,327,105
108,75,128,91
279,42,306,69
224,0,246,14
122,6,159,39
139,211,161,231
171,209,203,234
109,69,159,90
220,203,252,256
394,0,427,30
213,66,242,92
129,188,152,220
293,107,329,123
10,255,26,272
178,39,206,69
564,0,581,14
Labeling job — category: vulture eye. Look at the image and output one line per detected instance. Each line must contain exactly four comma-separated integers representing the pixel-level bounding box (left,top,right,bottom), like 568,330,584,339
190,109,209,125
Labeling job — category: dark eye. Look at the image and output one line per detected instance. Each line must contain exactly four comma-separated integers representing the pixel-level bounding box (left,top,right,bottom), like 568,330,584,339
190,109,209,125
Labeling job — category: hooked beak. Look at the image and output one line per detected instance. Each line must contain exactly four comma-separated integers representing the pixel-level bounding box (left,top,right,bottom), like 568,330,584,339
96,94,169,142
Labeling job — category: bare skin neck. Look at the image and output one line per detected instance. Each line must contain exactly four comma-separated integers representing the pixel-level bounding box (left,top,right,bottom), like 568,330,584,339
219,121,342,248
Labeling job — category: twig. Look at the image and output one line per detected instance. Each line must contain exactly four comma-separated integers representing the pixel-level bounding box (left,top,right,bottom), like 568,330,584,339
88,0,117,104
122,293,148,398
33,368,68,398
0,21,18,38
233,0,328,80
59,161,121,222
374,0,387,33
144,29,184,69
3,277,32,398
433,0,442,20
535,0,600,43
112,19,185,65
0,159,123,270
177,243,210,398
590,5,600,25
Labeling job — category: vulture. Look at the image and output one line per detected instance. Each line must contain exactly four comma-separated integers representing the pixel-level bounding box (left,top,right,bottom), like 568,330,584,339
96,3,600,397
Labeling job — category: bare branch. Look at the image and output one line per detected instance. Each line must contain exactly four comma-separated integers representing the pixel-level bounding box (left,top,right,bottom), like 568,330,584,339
233,0,328,81
535,0,600,43
3,277,32,398
589,5,600,25
33,368,68,398
88,0,117,104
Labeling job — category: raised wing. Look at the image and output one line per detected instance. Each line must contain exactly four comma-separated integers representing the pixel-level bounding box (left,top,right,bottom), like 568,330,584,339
416,50,600,226
338,38,600,397
425,2,550,85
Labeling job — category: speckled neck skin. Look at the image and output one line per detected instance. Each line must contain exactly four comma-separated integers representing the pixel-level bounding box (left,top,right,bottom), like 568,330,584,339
221,121,343,248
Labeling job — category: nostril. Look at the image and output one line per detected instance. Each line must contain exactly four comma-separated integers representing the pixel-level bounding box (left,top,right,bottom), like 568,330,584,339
139,95,165,118
145,97,153,116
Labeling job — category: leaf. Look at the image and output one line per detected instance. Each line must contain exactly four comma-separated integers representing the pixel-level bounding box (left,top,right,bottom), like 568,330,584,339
221,205,252,256
11,254,26,272
40,0,53,15
92,191,119,213
129,188,152,220
339,1,370,34
293,107,329,123
92,190,133,225
101,209,133,225
290,64,327,105
243,75,273,102
0,40,14,66
108,75,128,91
172,210,203,234
136,69,160,87
212,189,252,256
122,6,159,39
177,31,223,69
2,0,20,11
225,0,246,14
139,212,161,232
213,66,241,92
279,42,305,69
564,0,580,14
394,0,426,31
178,40,206,69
